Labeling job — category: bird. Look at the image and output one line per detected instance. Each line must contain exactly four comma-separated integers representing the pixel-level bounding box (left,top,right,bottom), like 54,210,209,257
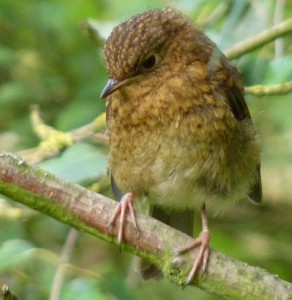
100,7,262,286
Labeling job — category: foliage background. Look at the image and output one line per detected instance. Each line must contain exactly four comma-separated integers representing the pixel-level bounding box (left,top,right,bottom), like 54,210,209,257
0,0,291,299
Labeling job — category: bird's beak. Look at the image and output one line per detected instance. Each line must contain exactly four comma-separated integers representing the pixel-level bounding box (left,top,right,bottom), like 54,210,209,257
100,78,128,99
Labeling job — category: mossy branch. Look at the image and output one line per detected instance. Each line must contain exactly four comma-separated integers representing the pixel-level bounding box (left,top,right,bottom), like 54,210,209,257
0,153,291,300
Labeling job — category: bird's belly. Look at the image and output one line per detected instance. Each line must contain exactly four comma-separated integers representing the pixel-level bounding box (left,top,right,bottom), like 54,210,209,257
146,164,252,212
147,167,205,210
109,120,259,212
111,140,253,212
147,160,236,211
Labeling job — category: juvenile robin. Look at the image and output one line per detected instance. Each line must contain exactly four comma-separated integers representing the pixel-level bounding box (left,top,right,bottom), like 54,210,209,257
100,7,262,286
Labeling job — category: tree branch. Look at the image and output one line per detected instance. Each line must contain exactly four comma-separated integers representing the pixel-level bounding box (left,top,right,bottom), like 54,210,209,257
0,153,291,299
225,18,292,60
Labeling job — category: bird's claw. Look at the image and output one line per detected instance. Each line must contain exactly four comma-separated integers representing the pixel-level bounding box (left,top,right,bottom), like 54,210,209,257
108,192,138,248
175,228,210,288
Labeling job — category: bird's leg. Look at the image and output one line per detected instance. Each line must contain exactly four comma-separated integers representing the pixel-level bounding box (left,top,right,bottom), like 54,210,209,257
108,192,138,248
175,203,210,287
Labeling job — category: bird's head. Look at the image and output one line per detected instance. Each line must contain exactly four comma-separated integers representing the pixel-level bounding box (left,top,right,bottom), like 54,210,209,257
100,7,215,99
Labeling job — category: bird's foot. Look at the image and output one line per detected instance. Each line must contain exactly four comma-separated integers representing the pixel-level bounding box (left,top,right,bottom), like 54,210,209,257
174,204,210,287
108,192,138,249
176,229,210,287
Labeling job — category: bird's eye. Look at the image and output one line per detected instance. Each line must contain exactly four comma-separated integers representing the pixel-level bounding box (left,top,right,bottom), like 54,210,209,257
142,55,156,70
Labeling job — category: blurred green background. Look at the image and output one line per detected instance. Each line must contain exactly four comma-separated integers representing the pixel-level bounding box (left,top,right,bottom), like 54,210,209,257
0,0,291,299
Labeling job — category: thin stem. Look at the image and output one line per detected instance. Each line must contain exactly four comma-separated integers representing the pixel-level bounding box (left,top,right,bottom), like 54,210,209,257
49,229,79,300
273,0,285,58
225,18,292,60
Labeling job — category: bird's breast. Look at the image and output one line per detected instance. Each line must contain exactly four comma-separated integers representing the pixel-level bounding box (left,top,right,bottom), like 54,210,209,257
106,73,260,211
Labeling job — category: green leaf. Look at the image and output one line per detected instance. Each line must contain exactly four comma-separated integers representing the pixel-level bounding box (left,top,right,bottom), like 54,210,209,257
38,142,107,184
0,239,33,272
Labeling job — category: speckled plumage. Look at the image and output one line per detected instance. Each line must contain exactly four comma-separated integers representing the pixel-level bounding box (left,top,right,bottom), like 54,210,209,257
103,8,261,211
101,7,262,282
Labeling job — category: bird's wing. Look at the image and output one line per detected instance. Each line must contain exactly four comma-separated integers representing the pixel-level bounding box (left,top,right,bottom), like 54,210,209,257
221,57,262,203
111,175,124,201
220,57,250,121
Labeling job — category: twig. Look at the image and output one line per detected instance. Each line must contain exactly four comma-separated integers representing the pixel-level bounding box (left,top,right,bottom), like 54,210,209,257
93,133,109,145
273,0,285,58
17,107,107,165
49,229,79,300
0,153,291,300
245,81,292,96
225,18,292,60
